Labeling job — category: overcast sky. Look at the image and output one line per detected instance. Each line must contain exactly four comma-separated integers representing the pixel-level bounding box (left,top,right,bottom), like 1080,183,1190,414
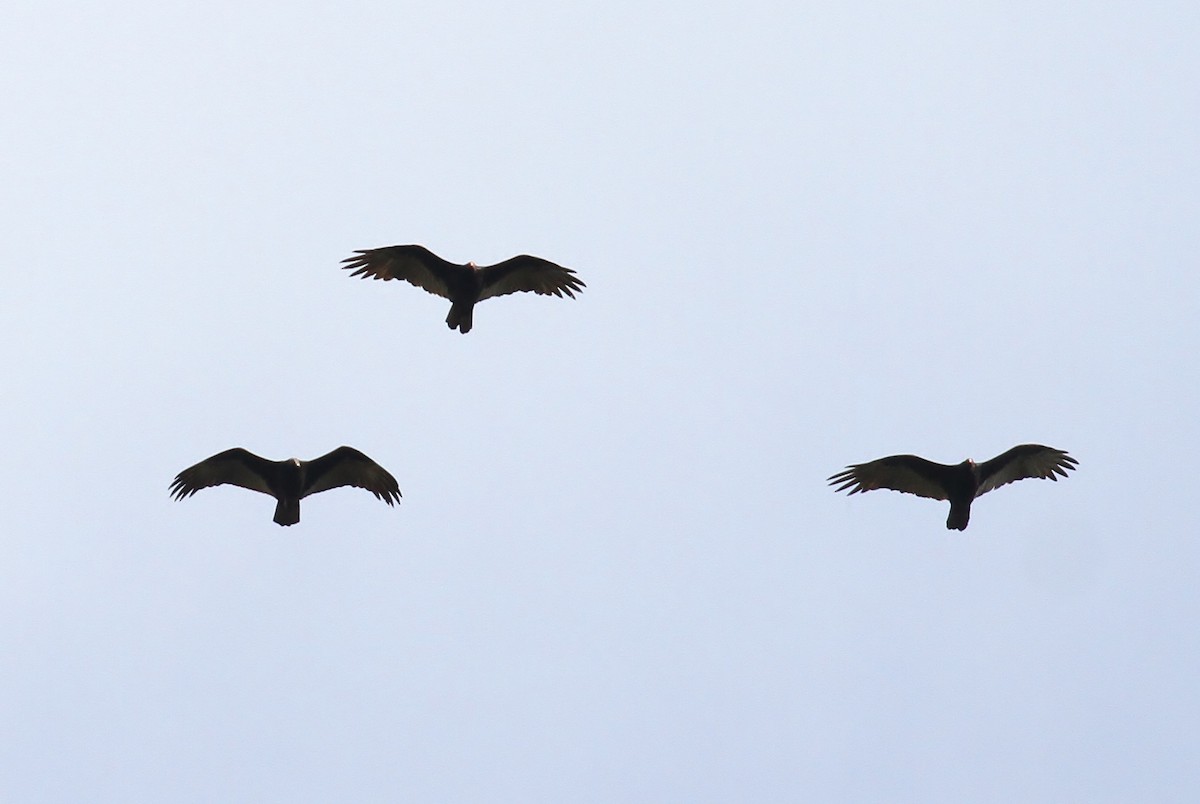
3,1,1198,801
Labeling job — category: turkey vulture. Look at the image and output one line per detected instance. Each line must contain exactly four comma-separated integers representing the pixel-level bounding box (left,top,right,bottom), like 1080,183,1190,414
828,444,1077,530
170,446,401,526
341,244,584,333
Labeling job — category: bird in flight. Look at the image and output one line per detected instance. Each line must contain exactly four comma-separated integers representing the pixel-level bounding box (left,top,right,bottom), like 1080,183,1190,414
170,446,401,526
828,444,1077,530
342,244,584,333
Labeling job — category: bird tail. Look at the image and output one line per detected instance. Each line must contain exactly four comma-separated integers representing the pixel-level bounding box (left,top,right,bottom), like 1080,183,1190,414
274,498,300,527
946,501,971,531
446,303,473,334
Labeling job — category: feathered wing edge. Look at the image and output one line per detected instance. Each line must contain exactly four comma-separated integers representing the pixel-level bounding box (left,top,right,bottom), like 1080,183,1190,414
827,455,955,501
301,446,402,506
340,245,459,300
169,448,276,499
477,255,586,301
975,444,1078,496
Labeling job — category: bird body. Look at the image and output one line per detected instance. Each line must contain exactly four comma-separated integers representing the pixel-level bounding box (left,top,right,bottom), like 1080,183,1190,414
271,458,306,526
342,244,584,333
170,446,401,526
828,444,1077,530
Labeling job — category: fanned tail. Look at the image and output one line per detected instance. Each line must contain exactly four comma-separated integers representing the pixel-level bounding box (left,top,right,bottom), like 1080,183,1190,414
446,303,474,334
274,498,300,527
946,501,971,531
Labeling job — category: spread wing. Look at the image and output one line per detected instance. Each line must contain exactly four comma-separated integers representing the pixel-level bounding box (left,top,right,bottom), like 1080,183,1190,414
341,245,463,299
975,445,1077,496
301,446,401,505
170,448,276,499
828,454,956,501
477,255,585,301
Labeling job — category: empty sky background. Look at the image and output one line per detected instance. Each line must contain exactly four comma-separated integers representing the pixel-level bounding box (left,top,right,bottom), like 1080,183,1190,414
3,1,1198,801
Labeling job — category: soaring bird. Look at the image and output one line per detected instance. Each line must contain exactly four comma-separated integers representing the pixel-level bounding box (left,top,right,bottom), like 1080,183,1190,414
341,244,584,333
170,446,401,526
828,444,1077,530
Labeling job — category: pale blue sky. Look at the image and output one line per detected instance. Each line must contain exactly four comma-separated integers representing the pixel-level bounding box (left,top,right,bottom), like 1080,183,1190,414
3,1,1198,801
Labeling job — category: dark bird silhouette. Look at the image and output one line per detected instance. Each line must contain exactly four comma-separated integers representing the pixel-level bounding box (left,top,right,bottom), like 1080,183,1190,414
170,446,401,526
828,444,1077,530
341,244,584,333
